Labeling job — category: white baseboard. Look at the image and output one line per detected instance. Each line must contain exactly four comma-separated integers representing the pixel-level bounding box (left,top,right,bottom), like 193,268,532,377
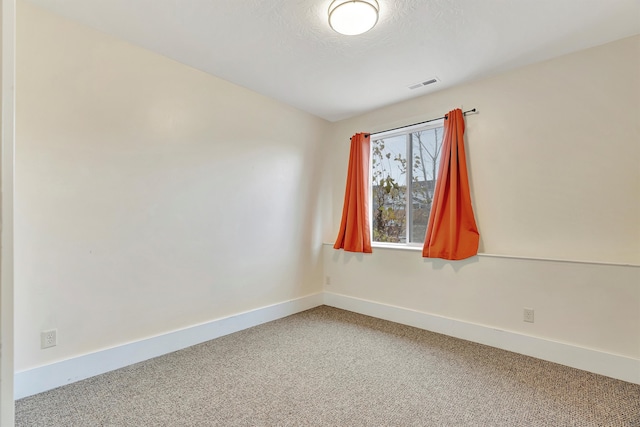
323,292,640,385
15,290,639,400
15,293,324,400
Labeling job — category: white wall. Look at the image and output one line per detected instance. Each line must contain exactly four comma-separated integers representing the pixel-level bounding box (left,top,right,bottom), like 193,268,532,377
324,247,640,358
324,36,640,373
1,0,16,423
327,35,640,265
15,2,329,372
325,36,640,264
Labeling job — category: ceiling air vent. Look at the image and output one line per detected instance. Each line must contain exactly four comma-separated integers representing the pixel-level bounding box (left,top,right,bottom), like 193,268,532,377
408,78,439,90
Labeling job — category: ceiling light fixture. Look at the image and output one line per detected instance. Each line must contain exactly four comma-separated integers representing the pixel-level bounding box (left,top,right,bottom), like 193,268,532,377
328,0,379,36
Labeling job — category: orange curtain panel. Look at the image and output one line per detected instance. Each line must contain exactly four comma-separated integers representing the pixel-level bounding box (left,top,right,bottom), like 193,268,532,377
422,109,479,260
334,133,373,253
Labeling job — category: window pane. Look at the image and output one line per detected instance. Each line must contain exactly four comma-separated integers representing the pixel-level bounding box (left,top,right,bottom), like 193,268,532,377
371,135,407,243
409,127,443,243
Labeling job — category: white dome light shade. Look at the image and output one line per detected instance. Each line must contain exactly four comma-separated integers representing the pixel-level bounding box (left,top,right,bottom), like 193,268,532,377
329,0,379,36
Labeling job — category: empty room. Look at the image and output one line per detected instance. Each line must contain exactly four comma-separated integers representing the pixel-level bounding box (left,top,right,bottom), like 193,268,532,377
1,0,639,425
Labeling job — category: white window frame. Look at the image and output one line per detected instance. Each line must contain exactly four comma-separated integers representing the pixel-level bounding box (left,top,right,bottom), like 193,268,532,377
369,119,445,248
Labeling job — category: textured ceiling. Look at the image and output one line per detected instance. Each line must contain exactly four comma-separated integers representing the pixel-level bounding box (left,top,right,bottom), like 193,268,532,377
26,0,640,121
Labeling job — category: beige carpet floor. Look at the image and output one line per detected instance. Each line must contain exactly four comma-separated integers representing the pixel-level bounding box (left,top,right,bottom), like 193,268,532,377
16,306,640,426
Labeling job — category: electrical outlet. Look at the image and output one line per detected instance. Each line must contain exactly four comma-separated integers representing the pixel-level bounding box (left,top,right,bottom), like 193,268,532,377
325,276,331,286
523,308,535,323
41,329,57,349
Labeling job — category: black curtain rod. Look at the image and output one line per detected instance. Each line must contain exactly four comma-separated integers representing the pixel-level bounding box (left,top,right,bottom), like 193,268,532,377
365,108,477,137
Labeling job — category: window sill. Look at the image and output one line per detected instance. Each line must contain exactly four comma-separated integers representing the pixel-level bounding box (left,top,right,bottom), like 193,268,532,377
371,243,423,252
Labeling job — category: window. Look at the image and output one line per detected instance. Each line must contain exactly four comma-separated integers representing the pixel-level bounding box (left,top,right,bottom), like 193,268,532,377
370,121,444,245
